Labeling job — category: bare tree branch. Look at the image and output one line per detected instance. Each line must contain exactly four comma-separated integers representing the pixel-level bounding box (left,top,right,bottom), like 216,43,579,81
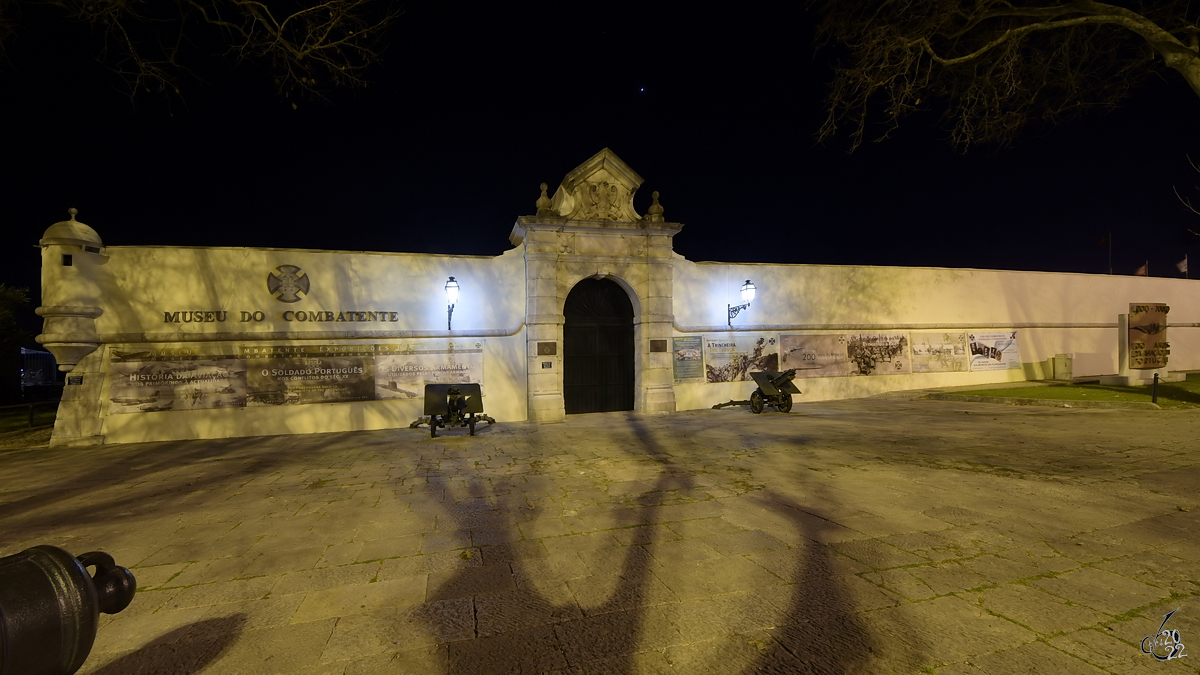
0,0,400,100
811,0,1200,150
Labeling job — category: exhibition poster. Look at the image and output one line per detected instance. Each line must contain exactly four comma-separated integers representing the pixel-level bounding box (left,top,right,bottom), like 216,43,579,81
672,336,705,382
704,335,778,383
780,333,910,377
374,341,485,399
967,332,1022,371
910,331,969,373
108,357,247,414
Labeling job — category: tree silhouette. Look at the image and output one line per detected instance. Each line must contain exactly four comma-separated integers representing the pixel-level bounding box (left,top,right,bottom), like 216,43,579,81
811,0,1200,150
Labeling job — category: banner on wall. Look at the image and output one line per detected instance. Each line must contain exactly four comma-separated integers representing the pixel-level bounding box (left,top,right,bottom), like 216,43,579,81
780,334,852,377
672,336,705,382
375,341,485,399
910,331,969,373
109,358,247,414
704,335,778,383
246,355,375,406
967,331,1021,371
108,340,485,413
780,333,910,377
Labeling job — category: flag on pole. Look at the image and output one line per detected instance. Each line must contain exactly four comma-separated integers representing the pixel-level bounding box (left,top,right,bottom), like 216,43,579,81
1178,255,1189,275
1135,262,1148,276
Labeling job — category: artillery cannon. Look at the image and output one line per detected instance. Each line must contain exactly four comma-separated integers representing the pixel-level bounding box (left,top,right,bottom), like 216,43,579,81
410,383,495,437
0,545,137,675
712,369,801,414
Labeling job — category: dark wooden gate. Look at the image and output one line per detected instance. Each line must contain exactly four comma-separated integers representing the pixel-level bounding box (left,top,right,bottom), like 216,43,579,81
563,278,634,414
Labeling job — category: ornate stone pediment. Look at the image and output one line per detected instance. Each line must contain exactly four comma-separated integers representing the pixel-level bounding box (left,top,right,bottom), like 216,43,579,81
549,148,644,222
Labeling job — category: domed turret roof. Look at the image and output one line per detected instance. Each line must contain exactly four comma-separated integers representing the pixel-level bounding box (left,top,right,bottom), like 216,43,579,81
40,208,103,248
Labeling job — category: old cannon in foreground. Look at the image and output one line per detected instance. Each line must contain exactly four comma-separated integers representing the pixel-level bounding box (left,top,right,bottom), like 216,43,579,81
712,369,801,414
410,383,496,437
0,545,137,675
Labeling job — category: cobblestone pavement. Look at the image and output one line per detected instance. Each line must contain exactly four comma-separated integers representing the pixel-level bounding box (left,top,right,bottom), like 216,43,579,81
2,398,1199,674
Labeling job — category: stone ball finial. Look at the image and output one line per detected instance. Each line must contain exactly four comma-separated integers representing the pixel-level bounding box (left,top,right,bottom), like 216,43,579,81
68,207,78,221
645,191,665,223
535,182,555,216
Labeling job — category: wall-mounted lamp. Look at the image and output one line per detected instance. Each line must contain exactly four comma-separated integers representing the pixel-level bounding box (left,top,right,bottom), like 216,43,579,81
727,279,755,327
445,276,460,330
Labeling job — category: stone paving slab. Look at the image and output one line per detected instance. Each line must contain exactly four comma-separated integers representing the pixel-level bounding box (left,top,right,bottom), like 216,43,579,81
1,398,1199,673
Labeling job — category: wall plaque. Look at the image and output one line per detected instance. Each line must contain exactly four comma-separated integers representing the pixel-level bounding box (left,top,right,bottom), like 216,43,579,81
1129,303,1170,369
649,339,668,353
537,342,557,356
67,375,83,385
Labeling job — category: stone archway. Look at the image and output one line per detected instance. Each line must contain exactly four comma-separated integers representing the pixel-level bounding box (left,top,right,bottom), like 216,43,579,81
563,278,635,413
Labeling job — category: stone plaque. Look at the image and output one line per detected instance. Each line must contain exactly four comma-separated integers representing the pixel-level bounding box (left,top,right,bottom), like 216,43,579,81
649,339,668,353
537,341,557,356
1129,303,1170,369
67,375,83,385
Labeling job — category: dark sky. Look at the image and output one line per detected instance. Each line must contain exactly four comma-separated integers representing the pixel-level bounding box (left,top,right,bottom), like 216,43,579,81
5,1,1200,326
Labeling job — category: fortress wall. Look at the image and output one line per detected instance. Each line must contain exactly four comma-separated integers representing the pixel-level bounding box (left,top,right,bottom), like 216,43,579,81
670,258,1199,410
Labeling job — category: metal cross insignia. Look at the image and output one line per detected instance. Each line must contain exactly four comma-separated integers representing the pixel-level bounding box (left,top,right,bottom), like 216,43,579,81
267,265,310,303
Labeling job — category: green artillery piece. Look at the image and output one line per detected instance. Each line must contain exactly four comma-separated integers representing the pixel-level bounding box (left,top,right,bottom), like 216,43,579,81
410,383,496,437
712,369,801,414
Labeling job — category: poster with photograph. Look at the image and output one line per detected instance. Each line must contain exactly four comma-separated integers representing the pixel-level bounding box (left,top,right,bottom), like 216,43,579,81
245,355,375,406
672,336,705,382
374,341,485,399
109,358,247,414
703,335,778,383
780,334,852,378
967,331,1022,371
845,333,910,375
780,333,910,377
910,331,969,373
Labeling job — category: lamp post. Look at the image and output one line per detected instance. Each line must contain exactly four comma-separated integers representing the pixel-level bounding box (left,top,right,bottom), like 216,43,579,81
727,280,755,327
445,276,459,330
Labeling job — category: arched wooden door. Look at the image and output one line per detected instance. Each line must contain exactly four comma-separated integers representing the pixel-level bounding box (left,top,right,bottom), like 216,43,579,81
563,278,634,414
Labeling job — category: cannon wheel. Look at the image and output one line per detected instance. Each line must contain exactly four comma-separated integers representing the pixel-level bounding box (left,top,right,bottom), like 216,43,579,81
430,415,439,438
469,413,476,436
750,390,765,414
776,392,793,413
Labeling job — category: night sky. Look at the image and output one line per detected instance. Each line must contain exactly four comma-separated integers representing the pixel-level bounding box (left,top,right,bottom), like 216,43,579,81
5,1,1200,334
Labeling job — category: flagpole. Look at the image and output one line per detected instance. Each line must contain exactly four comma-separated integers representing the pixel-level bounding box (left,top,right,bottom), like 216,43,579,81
1108,231,1112,275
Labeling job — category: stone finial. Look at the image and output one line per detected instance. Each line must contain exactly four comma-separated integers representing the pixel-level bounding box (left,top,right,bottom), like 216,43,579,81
68,207,78,221
644,191,665,223
535,182,555,216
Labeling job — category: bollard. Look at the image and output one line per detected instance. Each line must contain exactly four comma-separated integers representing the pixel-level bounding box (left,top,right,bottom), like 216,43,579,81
0,546,136,675
1153,372,1160,405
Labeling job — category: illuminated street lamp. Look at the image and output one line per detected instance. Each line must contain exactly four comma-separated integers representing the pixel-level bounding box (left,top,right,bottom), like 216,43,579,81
445,276,460,330
727,279,755,327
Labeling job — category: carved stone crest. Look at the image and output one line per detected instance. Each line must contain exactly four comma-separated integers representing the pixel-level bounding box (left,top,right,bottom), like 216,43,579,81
267,264,310,303
579,181,625,221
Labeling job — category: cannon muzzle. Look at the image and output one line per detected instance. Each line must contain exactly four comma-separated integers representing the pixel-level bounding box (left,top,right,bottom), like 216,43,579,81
0,545,137,675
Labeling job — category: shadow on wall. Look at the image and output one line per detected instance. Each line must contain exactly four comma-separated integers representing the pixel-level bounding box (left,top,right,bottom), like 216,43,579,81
85,614,246,674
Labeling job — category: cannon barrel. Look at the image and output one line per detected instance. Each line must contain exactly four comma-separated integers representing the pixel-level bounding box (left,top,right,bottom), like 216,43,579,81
0,546,136,675
772,369,797,385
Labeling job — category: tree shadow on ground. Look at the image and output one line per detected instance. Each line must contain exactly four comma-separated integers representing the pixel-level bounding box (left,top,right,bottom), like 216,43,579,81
85,614,246,675
744,491,888,674
414,417,694,673
0,432,348,545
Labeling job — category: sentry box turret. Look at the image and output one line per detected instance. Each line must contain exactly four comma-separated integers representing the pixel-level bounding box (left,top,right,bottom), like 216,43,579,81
411,383,496,437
